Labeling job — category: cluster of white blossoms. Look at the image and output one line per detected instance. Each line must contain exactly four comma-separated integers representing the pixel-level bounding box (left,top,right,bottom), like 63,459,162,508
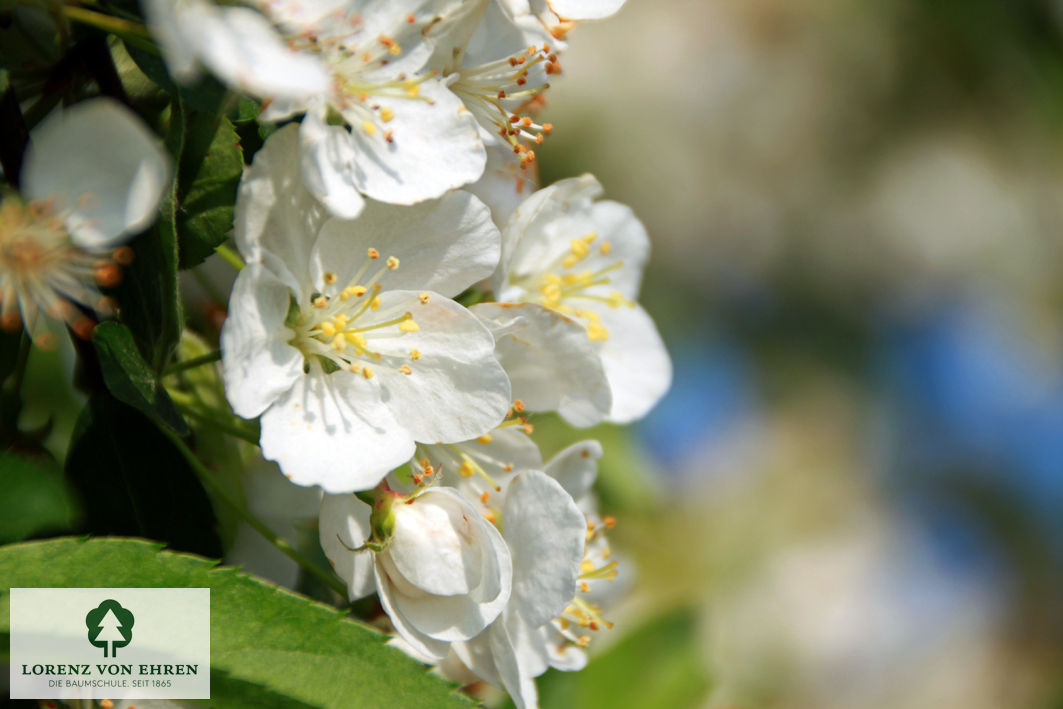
0,0,671,706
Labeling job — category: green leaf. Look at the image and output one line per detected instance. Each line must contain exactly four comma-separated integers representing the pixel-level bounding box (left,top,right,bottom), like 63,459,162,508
94,320,188,435
114,100,184,372
177,113,244,269
0,538,476,709
523,607,711,709
65,394,222,558
0,451,79,543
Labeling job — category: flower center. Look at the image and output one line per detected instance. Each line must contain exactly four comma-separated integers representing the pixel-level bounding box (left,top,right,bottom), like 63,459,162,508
0,198,124,343
450,43,559,167
289,247,422,378
510,232,634,341
279,7,439,143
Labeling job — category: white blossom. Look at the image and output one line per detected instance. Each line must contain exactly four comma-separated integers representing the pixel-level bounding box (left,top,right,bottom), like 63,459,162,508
492,174,672,423
220,124,511,493
319,485,513,660
0,98,169,345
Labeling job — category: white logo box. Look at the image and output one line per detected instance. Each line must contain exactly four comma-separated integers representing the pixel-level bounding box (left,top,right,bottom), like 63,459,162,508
9,588,210,700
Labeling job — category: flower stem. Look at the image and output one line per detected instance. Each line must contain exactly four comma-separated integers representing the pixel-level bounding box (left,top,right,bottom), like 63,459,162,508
215,244,245,271
156,423,350,599
164,349,222,376
177,404,259,445
61,5,151,39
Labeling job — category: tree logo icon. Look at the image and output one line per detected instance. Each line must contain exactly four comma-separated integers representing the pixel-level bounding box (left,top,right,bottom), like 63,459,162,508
85,599,134,658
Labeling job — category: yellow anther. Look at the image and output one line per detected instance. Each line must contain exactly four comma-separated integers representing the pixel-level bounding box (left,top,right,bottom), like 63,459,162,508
410,348,421,361
362,120,377,136
405,82,420,98
388,42,402,56
522,423,534,434
313,296,329,308
540,282,562,307
570,238,589,259
458,460,475,477
362,366,374,379
583,231,598,244
608,291,629,308
580,560,595,574
399,316,419,332
419,458,430,468
380,107,395,122
418,292,430,304
346,331,367,348
513,400,525,413
331,334,347,351
386,256,400,270
368,248,380,260
323,271,337,284
476,434,493,444
600,241,613,255
587,322,609,341
319,321,337,337
576,636,590,648
579,581,590,593
370,295,381,311
480,491,490,504
399,364,412,375
332,313,349,327
349,363,361,373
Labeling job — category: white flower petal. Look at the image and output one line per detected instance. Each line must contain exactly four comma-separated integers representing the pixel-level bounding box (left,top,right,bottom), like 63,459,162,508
194,6,329,100
452,632,502,688
22,98,169,249
493,173,603,294
141,0,201,82
503,470,585,628
385,490,512,641
389,489,485,596
235,124,328,298
465,140,539,228
258,369,415,492
597,303,672,423
374,560,452,661
576,199,650,299
546,0,626,20
298,106,367,220
543,439,602,502
318,492,376,600
488,620,539,709
472,302,610,427
220,264,304,419
310,191,500,298
340,78,486,205
371,291,511,443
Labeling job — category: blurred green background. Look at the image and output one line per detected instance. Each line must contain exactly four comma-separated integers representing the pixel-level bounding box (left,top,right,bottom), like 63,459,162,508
5,0,1063,707
529,0,1063,706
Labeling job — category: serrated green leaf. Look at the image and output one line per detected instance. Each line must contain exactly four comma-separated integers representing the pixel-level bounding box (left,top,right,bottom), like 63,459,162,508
177,114,243,269
0,538,477,709
0,452,79,543
94,320,188,435
65,394,222,558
